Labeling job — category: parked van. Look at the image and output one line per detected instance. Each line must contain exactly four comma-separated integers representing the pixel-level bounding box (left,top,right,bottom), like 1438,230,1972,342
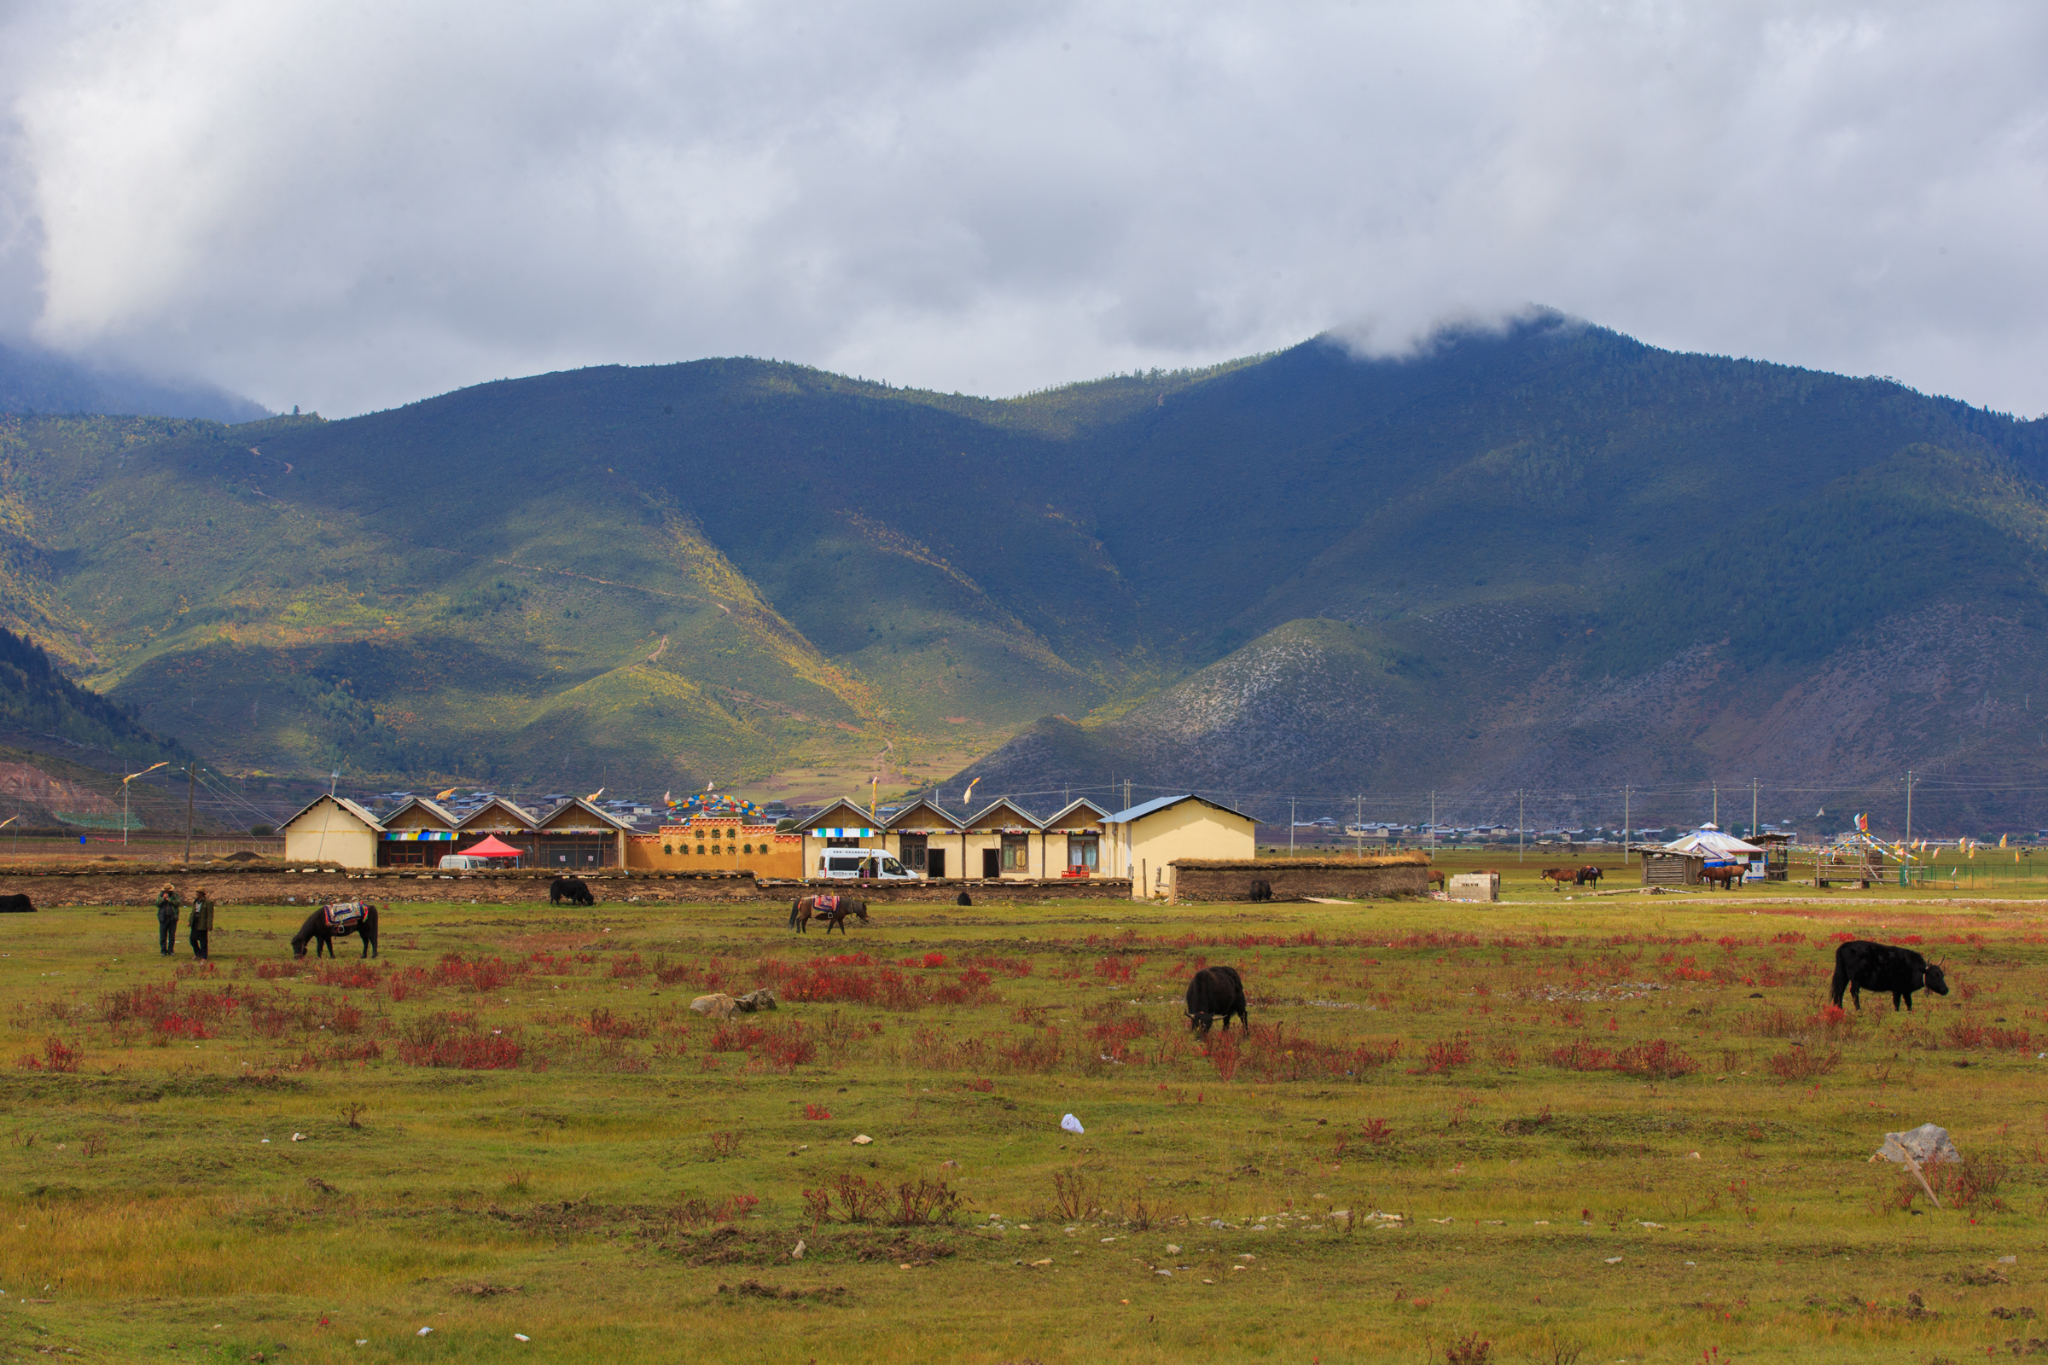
437,854,496,871
816,850,921,881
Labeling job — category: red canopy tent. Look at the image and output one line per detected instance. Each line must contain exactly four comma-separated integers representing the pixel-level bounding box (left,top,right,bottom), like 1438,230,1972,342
458,834,523,859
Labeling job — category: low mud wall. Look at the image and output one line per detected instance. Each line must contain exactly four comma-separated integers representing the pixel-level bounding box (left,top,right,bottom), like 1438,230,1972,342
1173,860,1431,901
0,864,1134,908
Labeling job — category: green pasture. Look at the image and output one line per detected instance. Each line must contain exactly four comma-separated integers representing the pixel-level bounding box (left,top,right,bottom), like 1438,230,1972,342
0,891,2044,1363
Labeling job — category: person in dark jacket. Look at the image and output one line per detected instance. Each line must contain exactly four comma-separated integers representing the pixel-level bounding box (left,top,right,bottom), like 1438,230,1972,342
188,887,214,960
156,883,181,956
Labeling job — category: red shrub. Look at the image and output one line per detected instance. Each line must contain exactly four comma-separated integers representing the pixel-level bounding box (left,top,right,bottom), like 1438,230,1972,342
1548,1038,1615,1071
1614,1039,1698,1079
18,1036,80,1072
153,1014,214,1040
1944,1019,2033,1051
397,1033,523,1069
582,1008,651,1040
315,961,381,990
1094,955,1142,984
253,961,301,980
804,1104,832,1120
996,1028,1065,1074
1410,1035,1474,1076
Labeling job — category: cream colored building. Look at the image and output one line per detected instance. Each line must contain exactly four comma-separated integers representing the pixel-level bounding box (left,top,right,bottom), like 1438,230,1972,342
797,799,889,878
1103,794,1258,900
280,795,385,868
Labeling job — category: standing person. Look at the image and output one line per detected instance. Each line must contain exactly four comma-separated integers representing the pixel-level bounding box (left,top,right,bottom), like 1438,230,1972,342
188,887,214,961
156,883,181,956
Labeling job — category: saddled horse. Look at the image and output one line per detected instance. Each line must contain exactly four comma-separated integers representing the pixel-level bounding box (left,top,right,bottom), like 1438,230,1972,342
1575,865,1604,887
292,901,381,958
788,894,870,935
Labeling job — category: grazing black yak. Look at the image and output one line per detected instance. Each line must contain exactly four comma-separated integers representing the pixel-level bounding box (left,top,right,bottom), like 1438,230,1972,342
550,876,595,906
1247,879,1272,902
956,891,973,907
0,894,33,913
1831,940,1949,1012
1185,965,1248,1037
291,902,380,959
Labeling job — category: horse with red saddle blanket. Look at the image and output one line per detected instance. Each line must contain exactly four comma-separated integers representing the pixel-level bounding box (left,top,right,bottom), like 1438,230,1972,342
788,894,870,935
292,901,381,958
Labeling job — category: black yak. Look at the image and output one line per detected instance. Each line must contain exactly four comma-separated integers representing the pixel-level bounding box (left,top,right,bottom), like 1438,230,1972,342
1830,940,1949,1012
550,876,595,906
1185,965,1248,1037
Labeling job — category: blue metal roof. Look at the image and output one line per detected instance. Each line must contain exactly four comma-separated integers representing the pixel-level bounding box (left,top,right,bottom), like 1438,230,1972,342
1103,793,1255,824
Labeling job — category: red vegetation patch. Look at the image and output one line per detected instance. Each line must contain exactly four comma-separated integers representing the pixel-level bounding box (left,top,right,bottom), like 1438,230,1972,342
17,1036,80,1072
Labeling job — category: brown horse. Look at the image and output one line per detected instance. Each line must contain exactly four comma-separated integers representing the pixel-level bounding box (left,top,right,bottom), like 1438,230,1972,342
789,894,871,934
1425,869,1447,890
1539,867,1578,891
1700,865,1742,891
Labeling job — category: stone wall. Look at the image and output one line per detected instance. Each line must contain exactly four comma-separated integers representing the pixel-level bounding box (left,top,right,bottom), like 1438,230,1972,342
0,864,1134,908
1171,860,1431,902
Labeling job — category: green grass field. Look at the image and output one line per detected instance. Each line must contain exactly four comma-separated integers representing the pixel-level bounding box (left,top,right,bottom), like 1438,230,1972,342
1,887,2043,1363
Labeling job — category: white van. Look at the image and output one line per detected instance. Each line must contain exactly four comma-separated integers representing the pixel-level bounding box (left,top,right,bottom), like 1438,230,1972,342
816,850,922,881
437,854,495,871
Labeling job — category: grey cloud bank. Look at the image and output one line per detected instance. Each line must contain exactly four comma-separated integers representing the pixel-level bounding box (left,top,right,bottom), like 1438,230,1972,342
0,1,2043,418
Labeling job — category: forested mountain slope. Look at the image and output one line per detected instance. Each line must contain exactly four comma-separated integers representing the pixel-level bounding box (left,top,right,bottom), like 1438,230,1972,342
2,312,2044,823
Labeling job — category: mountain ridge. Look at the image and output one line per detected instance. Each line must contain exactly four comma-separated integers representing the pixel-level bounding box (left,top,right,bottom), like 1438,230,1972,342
1,312,2046,828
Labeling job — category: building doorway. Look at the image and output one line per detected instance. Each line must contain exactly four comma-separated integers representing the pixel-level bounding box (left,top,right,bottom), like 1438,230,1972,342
925,848,946,879
981,848,1001,879
898,834,927,872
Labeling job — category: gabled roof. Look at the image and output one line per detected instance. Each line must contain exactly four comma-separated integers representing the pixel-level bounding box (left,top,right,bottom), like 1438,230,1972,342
535,797,632,832
455,797,537,831
885,798,964,831
379,796,460,830
963,798,1042,831
797,798,884,834
1104,793,1256,825
1040,797,1111,830
280,793,385,833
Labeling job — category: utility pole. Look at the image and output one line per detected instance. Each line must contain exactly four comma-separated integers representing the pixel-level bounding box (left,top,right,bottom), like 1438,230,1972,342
1750,778,1758,841
1623,785,1631,866
1354,793,1363,857
1518,790,1525,864
1712,782,1719,827
1289,797,1296,855
184,764,196,864
1429,789,1437,857
1905,770,1914,847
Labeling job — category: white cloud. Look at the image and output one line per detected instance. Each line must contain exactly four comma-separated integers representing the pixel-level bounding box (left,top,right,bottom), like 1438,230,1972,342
1,0,2044,416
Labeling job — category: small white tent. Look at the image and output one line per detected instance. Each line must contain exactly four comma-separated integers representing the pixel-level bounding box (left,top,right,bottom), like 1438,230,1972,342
1658,823,1766,878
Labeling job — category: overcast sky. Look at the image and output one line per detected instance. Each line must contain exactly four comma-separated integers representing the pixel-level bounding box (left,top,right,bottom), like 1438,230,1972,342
2,1,2044,418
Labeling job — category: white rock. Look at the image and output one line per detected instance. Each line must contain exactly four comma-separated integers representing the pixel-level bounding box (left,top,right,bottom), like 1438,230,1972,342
851,1134,873,1145
1874,1123,1961,1166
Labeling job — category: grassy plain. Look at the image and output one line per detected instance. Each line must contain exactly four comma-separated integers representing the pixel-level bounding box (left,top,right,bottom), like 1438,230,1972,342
0,884,2044,1364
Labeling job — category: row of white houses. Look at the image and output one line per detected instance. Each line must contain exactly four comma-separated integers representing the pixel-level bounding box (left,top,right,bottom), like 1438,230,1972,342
794,792,1256,896
280,788,1259,899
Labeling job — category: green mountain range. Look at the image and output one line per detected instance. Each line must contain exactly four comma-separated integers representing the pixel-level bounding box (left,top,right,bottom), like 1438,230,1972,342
2,311,2046,827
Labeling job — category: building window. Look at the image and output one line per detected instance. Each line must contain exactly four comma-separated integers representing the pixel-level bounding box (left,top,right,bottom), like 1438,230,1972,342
1001,835,1030,871
898,834,928,871
696,844,705,855
1068,834,1099,870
